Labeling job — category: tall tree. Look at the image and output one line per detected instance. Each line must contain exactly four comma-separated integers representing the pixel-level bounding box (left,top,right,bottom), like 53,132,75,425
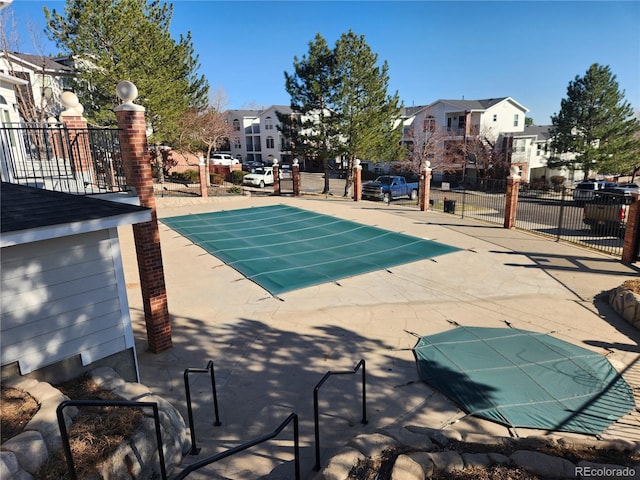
282,33,340,193
333,30,403,196
550,63,640,177
44,0,208,143
283,31,403,195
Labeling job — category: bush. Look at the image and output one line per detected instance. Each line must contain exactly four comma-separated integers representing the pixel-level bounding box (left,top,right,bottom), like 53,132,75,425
231,170,247,185
169,169,199,183
210,173,224,185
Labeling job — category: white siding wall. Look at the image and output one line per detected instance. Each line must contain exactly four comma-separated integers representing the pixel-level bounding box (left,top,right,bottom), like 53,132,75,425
1,228,136,374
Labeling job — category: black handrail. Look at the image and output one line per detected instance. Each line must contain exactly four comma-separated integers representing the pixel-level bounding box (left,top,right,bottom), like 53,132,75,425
184,360,222,455
172,413,300,480
56,399,167,480
313,359,368,471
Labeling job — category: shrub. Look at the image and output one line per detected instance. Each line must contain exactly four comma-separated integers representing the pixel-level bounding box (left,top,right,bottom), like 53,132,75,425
169,169,199,183
231,170,247,185
210,173,225,185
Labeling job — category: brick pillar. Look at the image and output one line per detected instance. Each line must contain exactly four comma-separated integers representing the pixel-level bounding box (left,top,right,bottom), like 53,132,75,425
198,157,208,198
622,193,640,264
59,92,92,177
272,160,280,195
353,159,362,201
504,167,521,229
419,163,432,211
292,159,301,196
115,81,172,353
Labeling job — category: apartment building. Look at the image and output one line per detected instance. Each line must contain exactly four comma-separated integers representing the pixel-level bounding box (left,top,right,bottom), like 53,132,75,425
225,105,294,165
0,52,73,122
497,125,582,184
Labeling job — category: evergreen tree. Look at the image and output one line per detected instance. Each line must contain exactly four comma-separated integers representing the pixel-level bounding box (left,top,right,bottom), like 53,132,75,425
282,33,340,194
283,30,403,195
44,0,208,144
550,63,640,177
333,30,403,196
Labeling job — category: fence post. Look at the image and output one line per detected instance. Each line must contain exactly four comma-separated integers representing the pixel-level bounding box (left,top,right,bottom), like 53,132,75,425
59,92,92,178
419,162,432,211
292,159,301,196
353,159,362,201
622,193,640,264
504,166,521,229
272,159,280,195
198,157,208,198
115,81,172,353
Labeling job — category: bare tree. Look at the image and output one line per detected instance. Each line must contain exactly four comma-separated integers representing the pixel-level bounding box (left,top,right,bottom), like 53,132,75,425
0,8,60,123
462,124,509,184
401,119,456,174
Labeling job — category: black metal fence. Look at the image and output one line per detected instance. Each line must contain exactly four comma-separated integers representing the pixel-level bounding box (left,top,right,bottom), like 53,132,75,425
0,122,128,195
515,186,629,257
361,176,631,258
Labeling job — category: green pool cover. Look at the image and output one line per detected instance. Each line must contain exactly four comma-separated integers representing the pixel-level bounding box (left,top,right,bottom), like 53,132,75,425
413,326,635,435
161,204,460,295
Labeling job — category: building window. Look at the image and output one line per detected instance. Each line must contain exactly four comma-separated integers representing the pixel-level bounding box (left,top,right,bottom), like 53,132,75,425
233,119,240,131
265,116,274,130
266,136,274,149
424,116,435,132
233,137,241,149
513,114,519,127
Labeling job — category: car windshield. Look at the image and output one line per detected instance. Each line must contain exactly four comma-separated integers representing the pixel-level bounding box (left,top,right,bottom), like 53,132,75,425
577,183,596,190
377,176,392,184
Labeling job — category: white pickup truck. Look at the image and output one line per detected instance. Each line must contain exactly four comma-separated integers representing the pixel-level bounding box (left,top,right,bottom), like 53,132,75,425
242,166,274,188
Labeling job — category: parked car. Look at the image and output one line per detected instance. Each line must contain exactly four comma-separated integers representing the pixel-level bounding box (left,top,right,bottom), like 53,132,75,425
582,191,633,237
210,153,239,165
242,166,274,187
361,175,420,202
573,180,618,206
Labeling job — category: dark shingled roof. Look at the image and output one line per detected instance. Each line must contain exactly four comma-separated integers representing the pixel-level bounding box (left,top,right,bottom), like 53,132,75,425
1,182,150,234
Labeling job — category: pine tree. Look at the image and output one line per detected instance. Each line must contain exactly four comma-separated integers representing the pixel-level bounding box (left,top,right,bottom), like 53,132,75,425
550,63,640,177
44,0,209,144
283,31,403,195
333,30,403,196
282,33,340,194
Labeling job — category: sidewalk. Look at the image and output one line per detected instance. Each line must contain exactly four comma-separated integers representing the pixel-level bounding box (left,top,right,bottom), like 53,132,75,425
120,194,640,479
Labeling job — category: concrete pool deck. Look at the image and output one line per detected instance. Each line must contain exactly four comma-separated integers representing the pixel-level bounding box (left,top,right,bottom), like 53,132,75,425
120,194,640,479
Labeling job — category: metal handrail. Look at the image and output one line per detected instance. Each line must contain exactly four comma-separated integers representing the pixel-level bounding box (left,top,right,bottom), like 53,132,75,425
184,360,222,454
313,359,368,471
172,413,300,480
56,399,167,480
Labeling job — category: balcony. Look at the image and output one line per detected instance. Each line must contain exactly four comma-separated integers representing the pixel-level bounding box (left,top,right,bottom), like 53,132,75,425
0,122,131,196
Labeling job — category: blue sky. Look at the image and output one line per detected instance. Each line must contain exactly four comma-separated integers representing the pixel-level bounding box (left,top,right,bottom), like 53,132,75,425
6,0,640,125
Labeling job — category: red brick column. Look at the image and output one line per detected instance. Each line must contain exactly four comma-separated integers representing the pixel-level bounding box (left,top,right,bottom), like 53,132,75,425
59,98,92,176
199,157,208,198
353,160,362,201
272,161,280,195
115,81,172,353
622,193,640,264
292,159,301,196
419,163,432,211
504,168,521,229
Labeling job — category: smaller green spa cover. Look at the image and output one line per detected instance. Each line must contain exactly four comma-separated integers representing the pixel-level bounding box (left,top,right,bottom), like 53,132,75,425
413,326,635,435
161,204,460,295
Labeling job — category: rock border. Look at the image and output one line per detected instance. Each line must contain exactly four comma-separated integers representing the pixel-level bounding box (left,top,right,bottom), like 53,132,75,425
0,367,190,480
317,426,640,480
